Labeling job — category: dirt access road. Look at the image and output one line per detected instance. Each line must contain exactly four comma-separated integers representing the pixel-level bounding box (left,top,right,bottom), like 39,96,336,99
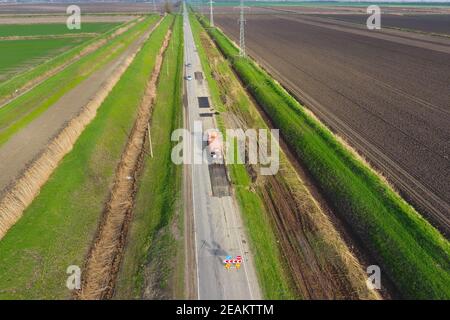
214,12,450,236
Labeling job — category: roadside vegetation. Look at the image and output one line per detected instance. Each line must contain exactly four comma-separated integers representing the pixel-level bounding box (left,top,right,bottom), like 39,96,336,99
0,16,171,299
0,16,157,148
194,13,450,299
114,14,184,299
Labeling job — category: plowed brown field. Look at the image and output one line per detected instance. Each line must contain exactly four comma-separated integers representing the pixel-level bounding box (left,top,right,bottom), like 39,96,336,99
214,11,450,236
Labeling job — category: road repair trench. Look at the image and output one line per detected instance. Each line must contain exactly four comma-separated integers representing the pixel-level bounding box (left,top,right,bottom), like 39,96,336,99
208,164,230,197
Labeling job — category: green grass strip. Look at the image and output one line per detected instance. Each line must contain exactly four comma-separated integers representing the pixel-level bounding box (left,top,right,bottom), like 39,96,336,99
0,16,172,300
114,14,183,299
209,1,450,8
0,23,120,37
195,13,450,299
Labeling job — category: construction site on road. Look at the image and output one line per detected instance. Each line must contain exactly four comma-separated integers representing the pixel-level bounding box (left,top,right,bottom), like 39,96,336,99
0,0,448,303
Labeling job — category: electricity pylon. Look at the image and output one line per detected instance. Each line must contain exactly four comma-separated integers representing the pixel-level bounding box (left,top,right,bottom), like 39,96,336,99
209,0,214,27
236,0,249,57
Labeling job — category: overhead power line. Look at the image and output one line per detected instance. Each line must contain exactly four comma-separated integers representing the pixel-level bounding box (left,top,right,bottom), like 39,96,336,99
209,0,214,27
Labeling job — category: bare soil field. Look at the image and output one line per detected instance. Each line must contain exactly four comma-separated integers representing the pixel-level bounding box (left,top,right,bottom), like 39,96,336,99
313,14,450,35
212,4,450,16
224,5,450,35
214,12,450,236
212,5,450,35
262,4,450,15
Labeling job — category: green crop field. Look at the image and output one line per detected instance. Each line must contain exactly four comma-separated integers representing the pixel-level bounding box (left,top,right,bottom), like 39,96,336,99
0,37,90,81
0,19,134,102
195,13,450,299
0,16,158,148
0,15,171,300
0,22,121,82
0,22,120,37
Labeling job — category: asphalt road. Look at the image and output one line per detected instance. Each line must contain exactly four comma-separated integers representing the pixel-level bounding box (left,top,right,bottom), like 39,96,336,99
183,4,261,300
214,13,450,235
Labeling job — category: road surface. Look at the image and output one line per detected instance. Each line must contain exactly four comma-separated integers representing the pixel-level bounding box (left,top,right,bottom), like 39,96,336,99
183,4,261,300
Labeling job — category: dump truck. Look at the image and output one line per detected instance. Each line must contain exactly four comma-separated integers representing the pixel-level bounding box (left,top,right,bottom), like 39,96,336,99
207,131,223,163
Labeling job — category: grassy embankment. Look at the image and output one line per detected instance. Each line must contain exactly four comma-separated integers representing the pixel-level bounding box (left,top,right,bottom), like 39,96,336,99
196,14,450,299
114,14,184,299
190,14,294,299
0,19,135,100
0,16,172,300
0,16,158,147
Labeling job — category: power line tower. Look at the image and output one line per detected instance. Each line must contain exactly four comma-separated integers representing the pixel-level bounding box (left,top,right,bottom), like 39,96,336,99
209,0,214,27
237,0,249,57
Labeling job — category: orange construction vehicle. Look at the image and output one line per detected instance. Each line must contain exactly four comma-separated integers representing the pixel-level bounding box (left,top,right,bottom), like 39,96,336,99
207,131,223,163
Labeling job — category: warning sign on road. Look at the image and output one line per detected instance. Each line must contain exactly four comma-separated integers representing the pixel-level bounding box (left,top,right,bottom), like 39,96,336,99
223,255,243,270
